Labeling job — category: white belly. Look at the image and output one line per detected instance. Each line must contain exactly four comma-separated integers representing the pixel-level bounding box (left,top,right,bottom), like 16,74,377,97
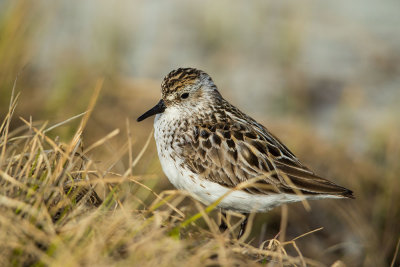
156,149,324,213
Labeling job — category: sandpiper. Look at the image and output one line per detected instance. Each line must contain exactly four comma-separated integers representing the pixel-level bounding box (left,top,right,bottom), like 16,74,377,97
137,68,354,238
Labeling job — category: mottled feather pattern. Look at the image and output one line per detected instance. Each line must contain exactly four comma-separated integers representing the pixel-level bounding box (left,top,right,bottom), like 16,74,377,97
141,67,353,214
172,99,353,198
161,68,214,98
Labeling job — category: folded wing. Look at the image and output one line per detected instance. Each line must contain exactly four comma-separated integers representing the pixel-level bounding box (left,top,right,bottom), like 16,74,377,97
180,121,353,198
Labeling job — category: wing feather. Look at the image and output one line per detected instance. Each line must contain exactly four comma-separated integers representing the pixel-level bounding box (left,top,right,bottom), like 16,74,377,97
180,117,353,198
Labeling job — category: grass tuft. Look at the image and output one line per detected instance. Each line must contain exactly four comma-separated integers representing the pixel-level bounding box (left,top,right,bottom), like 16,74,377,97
0,90,328,267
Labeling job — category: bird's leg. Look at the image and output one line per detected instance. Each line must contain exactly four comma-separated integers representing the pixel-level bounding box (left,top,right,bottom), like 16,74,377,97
237,214,249,239
219,211,228,232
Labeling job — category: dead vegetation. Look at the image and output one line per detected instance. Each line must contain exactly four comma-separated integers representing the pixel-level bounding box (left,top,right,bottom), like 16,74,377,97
1,2,400,265
1,87,342,267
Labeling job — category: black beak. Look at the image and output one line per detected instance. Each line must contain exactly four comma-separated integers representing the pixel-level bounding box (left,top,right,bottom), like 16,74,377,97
137,99,166,122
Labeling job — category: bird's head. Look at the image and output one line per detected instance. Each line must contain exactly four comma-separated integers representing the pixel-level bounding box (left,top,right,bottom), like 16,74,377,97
137,68,220,122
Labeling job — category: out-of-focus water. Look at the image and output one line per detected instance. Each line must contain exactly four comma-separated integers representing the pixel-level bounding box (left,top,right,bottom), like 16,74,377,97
2,0,400,143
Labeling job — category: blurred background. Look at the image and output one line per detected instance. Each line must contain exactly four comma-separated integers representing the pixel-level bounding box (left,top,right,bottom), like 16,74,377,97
1,0,399,266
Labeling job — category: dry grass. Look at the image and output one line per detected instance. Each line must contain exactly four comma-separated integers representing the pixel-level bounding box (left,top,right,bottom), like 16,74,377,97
1,1,400,266
1,81,400,267
0,86,336,267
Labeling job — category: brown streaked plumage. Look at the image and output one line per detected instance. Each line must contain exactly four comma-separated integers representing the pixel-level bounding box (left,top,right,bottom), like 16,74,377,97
161,68,204,96
137,67,354,238
181,121,353,197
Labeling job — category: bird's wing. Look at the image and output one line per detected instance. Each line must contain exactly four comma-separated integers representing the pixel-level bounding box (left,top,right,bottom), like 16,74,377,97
180,121,353,198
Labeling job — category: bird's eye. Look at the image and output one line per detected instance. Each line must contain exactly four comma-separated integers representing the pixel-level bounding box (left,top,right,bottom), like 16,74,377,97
180,93,189,99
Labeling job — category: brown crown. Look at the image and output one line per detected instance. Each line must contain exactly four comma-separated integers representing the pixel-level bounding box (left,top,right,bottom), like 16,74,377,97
161,68,206,95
